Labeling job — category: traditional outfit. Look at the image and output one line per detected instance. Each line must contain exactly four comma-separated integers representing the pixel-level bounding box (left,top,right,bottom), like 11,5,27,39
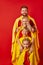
12,28,32,65
12,15,38,43
11,16,40,65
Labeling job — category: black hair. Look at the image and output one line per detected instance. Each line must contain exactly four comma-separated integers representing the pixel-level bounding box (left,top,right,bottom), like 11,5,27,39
21,5,28,10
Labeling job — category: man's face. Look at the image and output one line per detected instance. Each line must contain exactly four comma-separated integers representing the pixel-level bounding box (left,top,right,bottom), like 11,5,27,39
21,19,27,28
21,18,29,28
21,8,28,16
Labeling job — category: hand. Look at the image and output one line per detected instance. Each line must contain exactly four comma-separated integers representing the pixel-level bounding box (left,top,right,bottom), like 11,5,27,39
29,46,33,54
31,28,35,32
16,27,20,32
20,45,23,52
16,28,19,32
16,39,21,44
26,22,32,32
32,26,37,32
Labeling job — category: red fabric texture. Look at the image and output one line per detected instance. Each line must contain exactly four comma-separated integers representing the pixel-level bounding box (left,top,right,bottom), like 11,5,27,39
23,51,30,65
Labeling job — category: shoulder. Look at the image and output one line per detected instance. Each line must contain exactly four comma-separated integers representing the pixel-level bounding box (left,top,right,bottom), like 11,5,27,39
13,16,22,26
28,15,36,26
28,15,35,22
13,16,21,26
15,16,22,22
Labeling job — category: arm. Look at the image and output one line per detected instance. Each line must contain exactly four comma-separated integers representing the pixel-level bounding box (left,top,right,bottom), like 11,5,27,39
26,21,32,32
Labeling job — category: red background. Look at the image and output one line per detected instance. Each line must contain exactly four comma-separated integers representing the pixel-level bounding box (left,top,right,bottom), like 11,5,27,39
0,0,43,65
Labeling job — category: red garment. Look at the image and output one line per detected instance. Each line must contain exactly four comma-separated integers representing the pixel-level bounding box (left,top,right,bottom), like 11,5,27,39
29,20,34,27
23,51,30,65
18,20,31,38
19,30,31,38
18,20,21,27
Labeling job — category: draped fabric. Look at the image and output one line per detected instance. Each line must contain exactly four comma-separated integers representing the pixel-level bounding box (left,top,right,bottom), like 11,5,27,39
11,15,40,65
23,51,30,65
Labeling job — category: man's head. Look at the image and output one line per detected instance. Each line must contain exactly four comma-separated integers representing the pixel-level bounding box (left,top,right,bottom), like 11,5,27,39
21,16,29,28
21,6,28,16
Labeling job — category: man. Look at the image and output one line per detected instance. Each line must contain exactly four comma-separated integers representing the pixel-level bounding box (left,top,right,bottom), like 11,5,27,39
11,6,40,65
12,6,37,44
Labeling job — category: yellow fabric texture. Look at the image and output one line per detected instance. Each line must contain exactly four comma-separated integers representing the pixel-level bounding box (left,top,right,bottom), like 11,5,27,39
12,31,39,65
12,36,32,65
11,15,40,65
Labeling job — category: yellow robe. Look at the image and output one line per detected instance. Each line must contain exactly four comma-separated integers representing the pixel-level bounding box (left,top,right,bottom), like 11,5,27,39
12,15,39,44
12,35,33,65
12,29,40,65
11,15,40,65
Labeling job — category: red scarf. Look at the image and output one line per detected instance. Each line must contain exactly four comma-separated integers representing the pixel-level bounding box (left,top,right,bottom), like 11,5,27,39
23,51,30,65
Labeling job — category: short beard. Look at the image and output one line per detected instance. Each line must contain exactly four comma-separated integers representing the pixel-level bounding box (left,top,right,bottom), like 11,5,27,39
22,14,28,17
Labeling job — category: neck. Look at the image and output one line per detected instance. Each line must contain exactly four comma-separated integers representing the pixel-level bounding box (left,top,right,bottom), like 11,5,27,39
22,15,28,17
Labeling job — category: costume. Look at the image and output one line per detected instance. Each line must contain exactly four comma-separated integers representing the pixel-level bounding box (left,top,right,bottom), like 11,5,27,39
12,28,32,65
11,16,40,65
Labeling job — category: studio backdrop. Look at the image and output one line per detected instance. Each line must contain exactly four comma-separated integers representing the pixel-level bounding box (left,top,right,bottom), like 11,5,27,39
0,0,43,65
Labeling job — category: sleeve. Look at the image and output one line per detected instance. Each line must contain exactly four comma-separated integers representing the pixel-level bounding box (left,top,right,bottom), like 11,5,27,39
11,43,16,62
29,16,39,48
29,16,37,30
12,19,19,43
11,18,19,56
